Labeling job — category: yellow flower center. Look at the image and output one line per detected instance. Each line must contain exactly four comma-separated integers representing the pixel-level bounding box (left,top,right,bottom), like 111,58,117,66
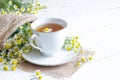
42,28,52,32
0,58,3,63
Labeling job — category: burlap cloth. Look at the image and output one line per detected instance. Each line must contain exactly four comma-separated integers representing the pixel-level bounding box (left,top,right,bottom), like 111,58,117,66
0,14,95,80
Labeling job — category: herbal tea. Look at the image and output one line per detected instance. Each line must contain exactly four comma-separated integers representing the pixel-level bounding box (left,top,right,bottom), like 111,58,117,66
35,23,63,32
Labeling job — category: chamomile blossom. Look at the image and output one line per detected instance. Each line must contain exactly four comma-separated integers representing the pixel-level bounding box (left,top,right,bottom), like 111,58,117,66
35,70,41,76
81,57,86,62
0,9,6,15
16,11,21,15
3,65,9,71
42,28,52,32
0,57,3,63
77,61,81,66
11,65,17,71
88,56,93,61
20,7,25,12
11,59,18,65
15,39,21,45
13,5,18,10
8,1,13,6
4,41,12,49
34,70,43,80
27,8,31,12
65,45,72,51
63,36,82,53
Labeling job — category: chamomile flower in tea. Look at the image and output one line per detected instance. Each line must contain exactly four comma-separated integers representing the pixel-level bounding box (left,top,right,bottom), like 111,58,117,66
42,27,52,32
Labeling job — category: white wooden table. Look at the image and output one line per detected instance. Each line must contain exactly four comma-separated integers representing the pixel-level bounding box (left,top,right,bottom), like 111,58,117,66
1,0,120,80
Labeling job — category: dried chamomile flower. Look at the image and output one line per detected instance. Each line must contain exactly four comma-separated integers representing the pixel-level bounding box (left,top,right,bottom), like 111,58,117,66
88,56,93,61
0,57,3,63
15,50,23,58
13,46,19,52
77,61,81,66
15,39,21,45
74,49,79,53
11,65,17,71
1,51,6,57
35,70,41,76
20,7,25,12
8,1,13,6
1,9,5,15
3,65,9,71
75,36,79,39
11,59,18,65
16,11,21,16
4,41,12,49
81,57,86,62
13,5,18,10
38,75,43,80
34,70,43,79
7,52,14,58
66,45,72,51
42,27,52,32
27,8,31,12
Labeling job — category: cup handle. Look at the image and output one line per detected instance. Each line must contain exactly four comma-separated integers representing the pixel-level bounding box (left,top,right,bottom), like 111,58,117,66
30,34,43,52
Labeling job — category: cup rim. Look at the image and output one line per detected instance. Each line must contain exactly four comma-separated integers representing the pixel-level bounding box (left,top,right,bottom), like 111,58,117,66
31,17,67,33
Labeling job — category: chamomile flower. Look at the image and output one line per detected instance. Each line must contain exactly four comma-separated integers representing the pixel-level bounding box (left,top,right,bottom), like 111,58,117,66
4,41,12,49
1,51,6,57
75,44,80,49
20,7,25,12
8,1,13,6
35,70,41,76
16,11,21,16
1,9,5,15
15,39,21,45
7,52,13,58
81,57,86,62
66,46,72,51
11,65,17,71
13,5,18,10
88,56,93,61
27,8,31,12
42,28,52,32
3,65,9,71
77,61,81,66
12,59,18,65
16,51,22,57
38,75,43,80
13,46,19,52
0,57,3,63
75,36,79,39
74,49,78,53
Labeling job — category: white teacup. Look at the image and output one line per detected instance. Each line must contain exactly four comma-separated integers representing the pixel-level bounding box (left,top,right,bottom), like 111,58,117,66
30,18,67,57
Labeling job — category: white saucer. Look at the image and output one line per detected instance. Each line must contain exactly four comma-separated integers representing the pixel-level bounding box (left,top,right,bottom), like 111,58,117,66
22,49,79,66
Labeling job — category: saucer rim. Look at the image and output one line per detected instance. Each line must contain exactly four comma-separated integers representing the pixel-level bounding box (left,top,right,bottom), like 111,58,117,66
22,48,79,66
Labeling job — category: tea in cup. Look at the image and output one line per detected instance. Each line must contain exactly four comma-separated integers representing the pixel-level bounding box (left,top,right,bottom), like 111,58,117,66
30,18,67,57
